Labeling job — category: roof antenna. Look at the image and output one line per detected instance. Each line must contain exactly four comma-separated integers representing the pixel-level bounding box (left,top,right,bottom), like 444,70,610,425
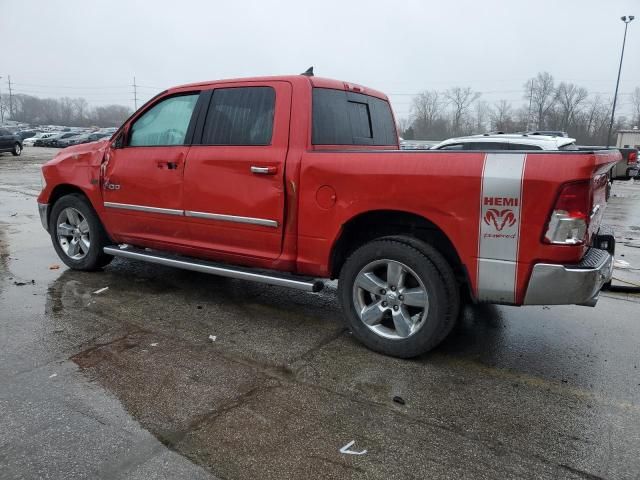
301,66,314,77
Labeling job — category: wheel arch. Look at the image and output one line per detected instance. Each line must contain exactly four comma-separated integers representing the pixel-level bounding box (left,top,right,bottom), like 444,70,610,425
46,184,94,228
329,209,469,291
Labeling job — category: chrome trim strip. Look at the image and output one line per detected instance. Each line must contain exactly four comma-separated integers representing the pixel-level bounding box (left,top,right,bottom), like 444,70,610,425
185,210,278,228
104,245,323,292
103,202,183,216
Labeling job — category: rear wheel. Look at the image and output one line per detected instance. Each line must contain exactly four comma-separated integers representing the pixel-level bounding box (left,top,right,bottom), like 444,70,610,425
339,238,459,358
49,194,113,270
12,143,22,156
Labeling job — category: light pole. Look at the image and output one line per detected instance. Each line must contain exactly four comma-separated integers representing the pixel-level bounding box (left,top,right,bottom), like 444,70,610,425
606,15,634,148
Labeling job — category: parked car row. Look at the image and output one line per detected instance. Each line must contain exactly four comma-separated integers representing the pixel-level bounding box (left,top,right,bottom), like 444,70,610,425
31,129,115,147
0,124,117,150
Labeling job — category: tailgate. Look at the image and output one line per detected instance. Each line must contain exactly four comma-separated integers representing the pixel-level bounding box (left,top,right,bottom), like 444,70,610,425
587,150,620,242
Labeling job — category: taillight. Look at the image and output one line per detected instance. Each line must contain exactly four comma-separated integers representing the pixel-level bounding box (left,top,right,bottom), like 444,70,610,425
627,150,638,165
544,181,592,245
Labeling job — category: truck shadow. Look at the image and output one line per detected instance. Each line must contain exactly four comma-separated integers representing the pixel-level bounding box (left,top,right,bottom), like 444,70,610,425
40,262,623,479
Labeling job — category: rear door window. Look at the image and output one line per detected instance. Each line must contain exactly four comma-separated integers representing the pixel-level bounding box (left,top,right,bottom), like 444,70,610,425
438,143,464,150
463,142,510,150
200,87,275,145
510,143,543,150
312,88,396,146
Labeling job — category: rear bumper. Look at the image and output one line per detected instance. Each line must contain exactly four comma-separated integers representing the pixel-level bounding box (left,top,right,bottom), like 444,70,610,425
523,248,613,307
38,202,49,232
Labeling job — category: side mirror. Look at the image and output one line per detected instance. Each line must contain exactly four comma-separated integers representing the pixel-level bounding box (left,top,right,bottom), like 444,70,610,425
113,131,125,149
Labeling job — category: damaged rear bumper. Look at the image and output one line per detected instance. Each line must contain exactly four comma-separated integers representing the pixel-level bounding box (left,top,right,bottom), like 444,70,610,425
523,248,613,307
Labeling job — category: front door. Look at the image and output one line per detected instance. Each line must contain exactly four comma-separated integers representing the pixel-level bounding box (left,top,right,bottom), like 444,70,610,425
0,129,12,150
182,82,291,260
101,92,200,246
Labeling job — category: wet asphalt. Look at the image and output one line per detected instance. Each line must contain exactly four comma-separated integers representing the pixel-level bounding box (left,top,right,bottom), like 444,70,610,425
1,147,639,480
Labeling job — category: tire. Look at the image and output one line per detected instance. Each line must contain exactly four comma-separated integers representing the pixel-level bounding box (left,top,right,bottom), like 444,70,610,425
49,193,113,271
339,238,459,358
382,235,461,345
12,143,22,156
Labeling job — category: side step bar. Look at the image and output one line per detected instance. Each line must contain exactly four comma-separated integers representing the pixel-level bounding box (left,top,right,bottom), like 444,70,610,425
104,245,325,293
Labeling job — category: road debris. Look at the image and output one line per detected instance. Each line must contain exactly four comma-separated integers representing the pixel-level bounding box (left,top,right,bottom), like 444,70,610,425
340,440,367,455
614,259,632,269
49,264,60,270
93,287,109,294
150,343,159,347
208,335,217,342
49,373,57,378
13,280,35,286
392,395,406,405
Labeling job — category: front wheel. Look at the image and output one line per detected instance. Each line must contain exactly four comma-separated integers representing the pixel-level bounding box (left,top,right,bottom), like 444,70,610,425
339,238,458,358
12,143,22,156
49,194,113,270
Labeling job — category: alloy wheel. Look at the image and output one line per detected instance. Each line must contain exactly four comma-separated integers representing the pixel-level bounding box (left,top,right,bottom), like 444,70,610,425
56,207,90,260
352,259,430,340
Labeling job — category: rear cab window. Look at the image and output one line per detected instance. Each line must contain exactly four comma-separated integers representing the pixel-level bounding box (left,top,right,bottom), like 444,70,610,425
312,88,397,146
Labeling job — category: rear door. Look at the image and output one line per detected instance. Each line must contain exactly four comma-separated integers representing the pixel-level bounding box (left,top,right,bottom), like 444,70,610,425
182,81,291,260
101,91,201,245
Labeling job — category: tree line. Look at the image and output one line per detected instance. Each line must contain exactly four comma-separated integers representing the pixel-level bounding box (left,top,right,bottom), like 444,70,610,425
401,72,640,145
0,94,132,127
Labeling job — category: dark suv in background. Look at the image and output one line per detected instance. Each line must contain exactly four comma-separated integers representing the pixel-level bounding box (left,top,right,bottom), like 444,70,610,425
0,128,23,156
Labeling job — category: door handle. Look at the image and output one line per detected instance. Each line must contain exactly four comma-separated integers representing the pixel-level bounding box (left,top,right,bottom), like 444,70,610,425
251,165,277,175
156,160,179,170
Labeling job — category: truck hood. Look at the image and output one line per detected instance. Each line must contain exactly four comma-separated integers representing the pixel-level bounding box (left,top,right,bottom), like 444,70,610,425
46,139,110,168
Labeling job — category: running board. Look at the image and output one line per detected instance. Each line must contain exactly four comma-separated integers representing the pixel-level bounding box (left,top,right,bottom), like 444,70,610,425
103,245,325,292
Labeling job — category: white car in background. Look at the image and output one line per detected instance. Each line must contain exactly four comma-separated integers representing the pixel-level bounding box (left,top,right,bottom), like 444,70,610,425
431,133,578,151
23,132,59,146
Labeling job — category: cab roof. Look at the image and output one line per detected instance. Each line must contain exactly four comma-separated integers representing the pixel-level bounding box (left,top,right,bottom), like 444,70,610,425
168,75,389,101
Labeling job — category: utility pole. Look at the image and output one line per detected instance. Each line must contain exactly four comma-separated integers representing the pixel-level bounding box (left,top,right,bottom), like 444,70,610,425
606,15,634,148
132,76,138,111
526,79,534,131
7,75,14,119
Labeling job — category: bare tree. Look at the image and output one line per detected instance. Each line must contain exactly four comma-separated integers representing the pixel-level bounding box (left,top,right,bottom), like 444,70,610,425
490,100,514,132
410,90,443,138
445,87,480,136
0,96,8,123
555,82,588,130
396,117,411,138
525,72,557,130
7,93,130,127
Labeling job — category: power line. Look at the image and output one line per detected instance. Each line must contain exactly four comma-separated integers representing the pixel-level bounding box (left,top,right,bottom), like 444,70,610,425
132,76,138,110
12,82,131,90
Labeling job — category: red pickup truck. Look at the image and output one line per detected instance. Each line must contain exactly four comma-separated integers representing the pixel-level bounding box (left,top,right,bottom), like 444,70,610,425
37,74,619,358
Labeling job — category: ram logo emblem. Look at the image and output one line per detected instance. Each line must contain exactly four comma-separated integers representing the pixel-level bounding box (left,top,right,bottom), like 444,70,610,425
484,208,517,231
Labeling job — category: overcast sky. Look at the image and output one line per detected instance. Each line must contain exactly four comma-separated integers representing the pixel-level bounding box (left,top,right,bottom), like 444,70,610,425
1,0,638,119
